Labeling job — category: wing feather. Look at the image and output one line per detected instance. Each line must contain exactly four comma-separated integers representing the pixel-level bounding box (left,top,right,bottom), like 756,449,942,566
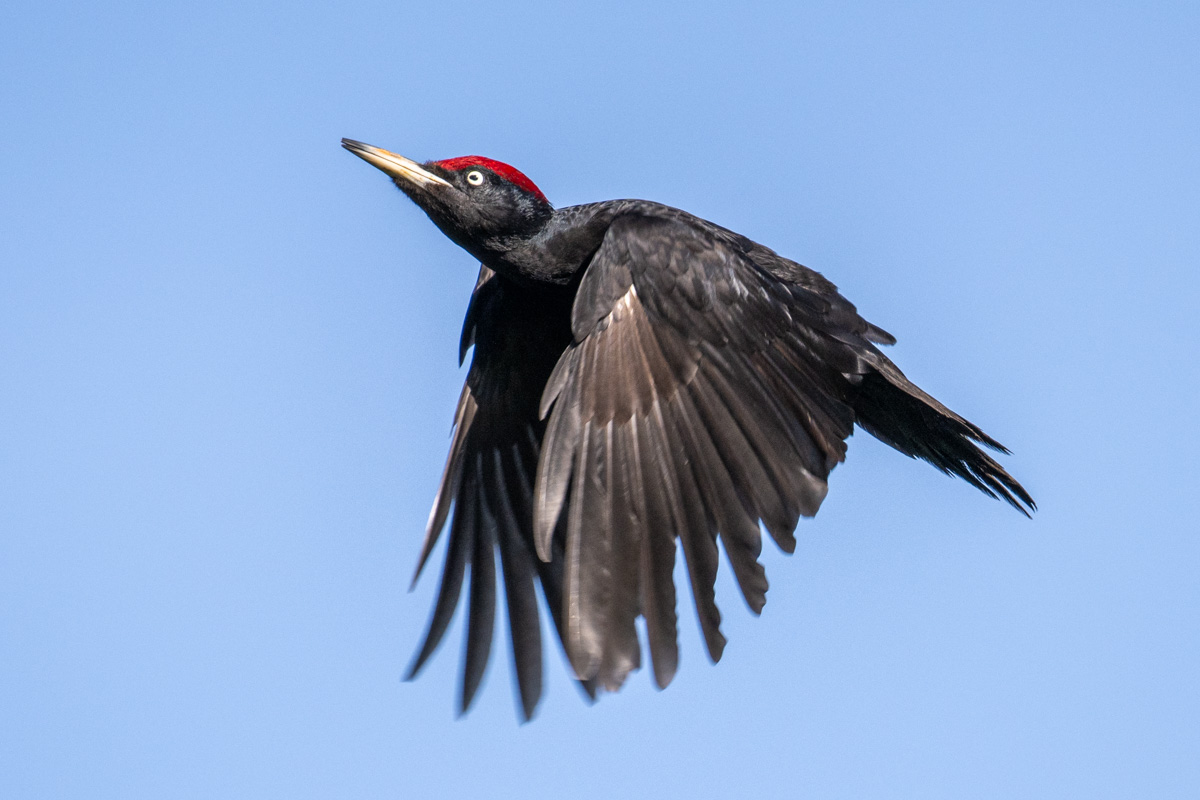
656,395,726,662
406,472,475,681
564,417,606,679
413,386,476,587
461,464,496,713
490,446,543,720
633,413,680,687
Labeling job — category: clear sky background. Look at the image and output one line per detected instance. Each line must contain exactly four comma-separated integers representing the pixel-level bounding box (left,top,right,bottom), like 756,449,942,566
2,1,1197,797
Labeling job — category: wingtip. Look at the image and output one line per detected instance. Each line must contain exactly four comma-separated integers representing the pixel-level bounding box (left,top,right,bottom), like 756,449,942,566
407,562,424,592
459,666,485,717
1012,495,1037,518
577,678,600,703
651,660,678,690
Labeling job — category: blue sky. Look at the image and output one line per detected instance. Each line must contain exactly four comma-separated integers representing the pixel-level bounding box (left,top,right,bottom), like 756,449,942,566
2,1,1197,797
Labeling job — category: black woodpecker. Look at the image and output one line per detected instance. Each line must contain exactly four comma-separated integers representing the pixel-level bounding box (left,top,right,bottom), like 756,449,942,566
342,139,1035,720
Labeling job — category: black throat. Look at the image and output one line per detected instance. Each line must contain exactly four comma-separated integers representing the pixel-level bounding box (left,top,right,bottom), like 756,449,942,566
478,202,629,286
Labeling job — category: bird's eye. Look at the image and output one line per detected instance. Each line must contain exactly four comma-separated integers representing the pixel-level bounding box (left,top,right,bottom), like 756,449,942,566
466,170,484,186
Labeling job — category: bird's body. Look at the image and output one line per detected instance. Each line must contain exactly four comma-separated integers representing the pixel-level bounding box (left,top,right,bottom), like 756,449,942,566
342,139,1034,719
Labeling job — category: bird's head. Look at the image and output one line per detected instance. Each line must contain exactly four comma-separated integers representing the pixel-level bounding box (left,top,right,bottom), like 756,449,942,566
342,139,552,263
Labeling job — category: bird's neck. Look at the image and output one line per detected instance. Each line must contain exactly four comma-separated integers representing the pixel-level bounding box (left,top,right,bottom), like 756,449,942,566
479,202,627,286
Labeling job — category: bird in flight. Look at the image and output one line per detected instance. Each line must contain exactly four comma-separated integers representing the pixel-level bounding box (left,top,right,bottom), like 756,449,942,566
342,138,1034,720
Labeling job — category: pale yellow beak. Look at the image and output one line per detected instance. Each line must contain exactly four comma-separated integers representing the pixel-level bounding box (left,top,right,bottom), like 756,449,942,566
341,139,452,188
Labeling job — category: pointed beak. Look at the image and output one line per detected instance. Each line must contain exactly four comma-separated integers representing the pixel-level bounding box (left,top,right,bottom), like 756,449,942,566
341,139,452,189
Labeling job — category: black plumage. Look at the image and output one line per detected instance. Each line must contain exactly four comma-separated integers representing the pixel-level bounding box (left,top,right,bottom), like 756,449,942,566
342,139,1035,719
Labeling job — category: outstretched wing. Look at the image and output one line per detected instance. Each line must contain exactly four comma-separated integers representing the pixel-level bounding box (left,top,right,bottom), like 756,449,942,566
531,212,1032,693
531,214,877,691
406,267,585,720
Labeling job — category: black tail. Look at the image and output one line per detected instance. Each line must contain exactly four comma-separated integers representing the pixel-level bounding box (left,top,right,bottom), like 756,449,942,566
852,358,1035,516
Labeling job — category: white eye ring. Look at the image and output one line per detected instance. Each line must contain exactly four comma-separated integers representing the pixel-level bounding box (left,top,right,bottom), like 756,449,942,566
466,170,484,186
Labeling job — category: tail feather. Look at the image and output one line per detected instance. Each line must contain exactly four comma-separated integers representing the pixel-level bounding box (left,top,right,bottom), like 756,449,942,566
852,359,1035,516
